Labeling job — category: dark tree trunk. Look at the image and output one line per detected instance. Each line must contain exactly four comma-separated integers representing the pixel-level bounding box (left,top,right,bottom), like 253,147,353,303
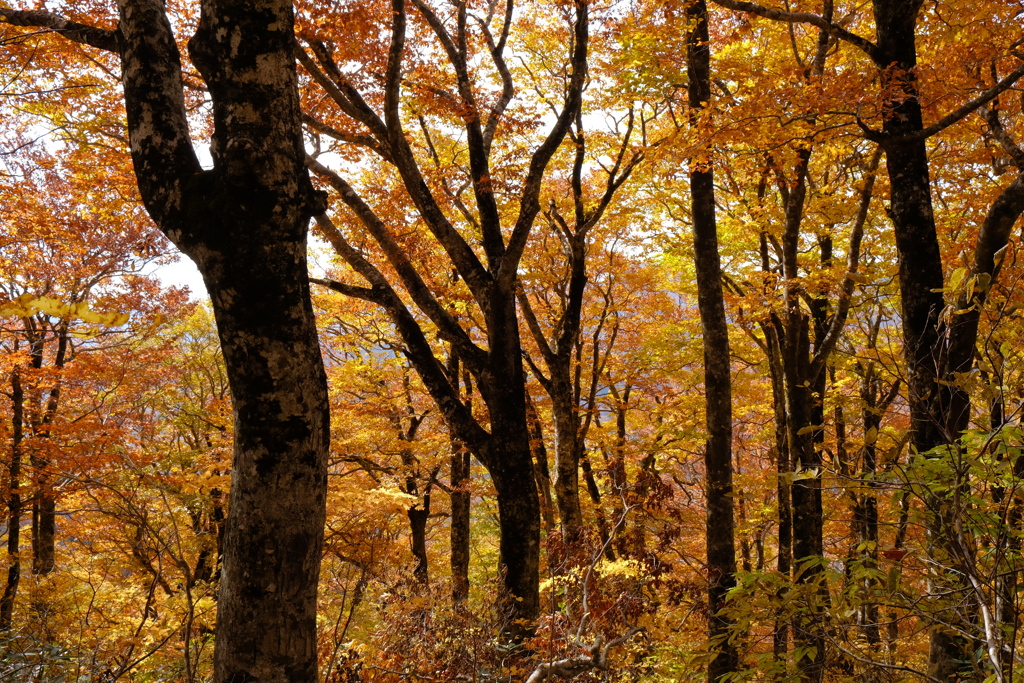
450,444,471,605
581,453,614,561
872,3,972,676
763,321,791,662
480,302,542,630
526,393,557,536
0,3,332,675
686,1,739,679
1,366,24,629
26,324,65,577
193,487,226,587
549,382,584,542
30,492,54,575
606,384,631,558
407,491,430,584
853,341,898,646
123,1,329,679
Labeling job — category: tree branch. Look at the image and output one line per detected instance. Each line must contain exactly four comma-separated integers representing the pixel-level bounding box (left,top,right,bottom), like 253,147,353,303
118,0,201,238
500,0,589,291
708,0,879,63
811,146,882,372
310,216,492,459
307,159,489,374
410,0,504,267
886,61,1024,144
0,9,120,53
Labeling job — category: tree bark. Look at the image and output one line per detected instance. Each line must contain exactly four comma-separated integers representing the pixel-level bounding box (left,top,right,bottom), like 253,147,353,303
121,1,330,679
0,365,24,629
686,1,739,679
0,3,332,674
407,491,430,584
872,3,977,676
450,443,471,605
24,322,66,577
526,392,557,536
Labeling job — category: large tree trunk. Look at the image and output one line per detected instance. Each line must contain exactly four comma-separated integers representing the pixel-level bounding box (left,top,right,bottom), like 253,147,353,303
872,3,970,677
196,233,328,683
481,297,542,630
3,2,334,672
686,1,739,679
118,1,333,679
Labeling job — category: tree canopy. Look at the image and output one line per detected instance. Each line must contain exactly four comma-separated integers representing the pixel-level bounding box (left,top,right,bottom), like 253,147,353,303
0,0,1023,681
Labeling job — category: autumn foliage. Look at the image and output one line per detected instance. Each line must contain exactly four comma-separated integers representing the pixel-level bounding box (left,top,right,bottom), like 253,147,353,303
1,0,1024,681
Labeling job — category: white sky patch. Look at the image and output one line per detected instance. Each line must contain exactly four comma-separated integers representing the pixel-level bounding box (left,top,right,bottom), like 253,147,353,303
149,250,209,301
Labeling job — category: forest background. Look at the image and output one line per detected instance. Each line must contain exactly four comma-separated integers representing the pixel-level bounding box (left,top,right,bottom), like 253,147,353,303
0,0,1023,681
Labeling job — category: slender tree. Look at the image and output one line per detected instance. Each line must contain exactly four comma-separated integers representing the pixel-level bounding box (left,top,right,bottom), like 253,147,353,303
303,0,589,627
684,0,739,679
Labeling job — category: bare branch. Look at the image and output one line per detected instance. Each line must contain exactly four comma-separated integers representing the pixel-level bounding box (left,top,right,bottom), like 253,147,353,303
0,9,120,53
708,0,879,63
310,216,492,459
811,145,882,371
302,114,391,161
410,0,504,266
500,1,589,290
295,40,389,143
981,104,1024,169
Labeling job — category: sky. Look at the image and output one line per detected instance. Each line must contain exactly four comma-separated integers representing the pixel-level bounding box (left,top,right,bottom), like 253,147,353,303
151,249,209,301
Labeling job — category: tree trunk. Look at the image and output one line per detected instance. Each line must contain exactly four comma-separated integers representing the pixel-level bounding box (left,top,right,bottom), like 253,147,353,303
480,303,542,631
581,453,614,561
872,3,971,676
193,486,226,587
686,1,739,679
26,324,66,577
606,383,631,558
0,366,24,629
550,384,584,543
763,321,791,663
120,1,331,679
407,492,430,584
526,393,557,536
491,459,541,635
450,444,471,605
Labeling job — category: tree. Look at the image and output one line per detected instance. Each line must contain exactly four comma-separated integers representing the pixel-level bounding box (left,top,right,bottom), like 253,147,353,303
703,0,1024,675
301,0,590,627
0,145,171,628
683,0,739,679
1,2,331,680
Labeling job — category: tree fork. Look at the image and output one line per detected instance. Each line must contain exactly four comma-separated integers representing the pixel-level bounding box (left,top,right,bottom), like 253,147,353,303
1,1,333,679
